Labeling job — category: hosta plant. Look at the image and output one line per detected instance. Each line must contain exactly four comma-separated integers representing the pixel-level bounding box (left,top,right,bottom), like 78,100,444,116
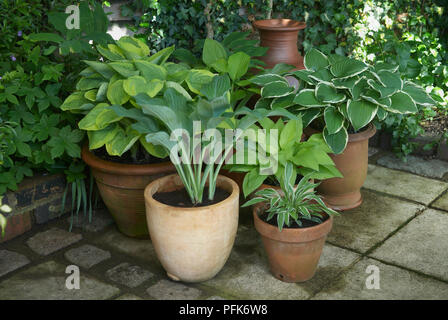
225,117,342,197
287,49,437,154
243,162,338,231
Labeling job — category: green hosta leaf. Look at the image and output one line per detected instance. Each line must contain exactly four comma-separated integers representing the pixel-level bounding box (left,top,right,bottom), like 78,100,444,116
134,60,167,81
79,103,109,130
109,62,139,78
299,109,321,128
117,36,150,60
388,91,418,114
146,46,175,65
228,51,250,81
324,106,344,134
249,73,288,86
202,38,227,67
402,82,435,106
304,48,329,71
211,58,228,73
377,70,402,90
261,81,294,98
332,77,358,89
376,107,388,121
60,92,93,112
165,62,190,82
242,168,268,197
293,89,323,107
374,62,399,73
186,69,215,94
165,81,192,101
106,127,140,156
279,119,303,149
97,45,125,61
96,82,108,101
96,108,123,130
367,79,397,98
123,76,148,96
315,83,346,103
271,93,296,109
84,90,98,102
135,94,181,132
200,74,231,100
76,77,103,91
107,80,129,105
330,58,368,79
351,77,368,100
309,68,333,82
347,99,377,131
88,124,120,149
323,126,348,154
360,89,391,108
290,69,315,85
83,61,115,79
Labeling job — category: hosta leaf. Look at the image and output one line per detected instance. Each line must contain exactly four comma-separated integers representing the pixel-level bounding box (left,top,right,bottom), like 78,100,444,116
330,58,368,79
228,52,250,81
323,126,348,154
290,69,315,85
360,89,392,108
304,48,329,71
202,38,227,67
107,79,129,105
165,81,192,101
315,83,346,103
261,81,294,98
88,124,120,149
299,109,321,128
402,82,435,106
377,70,402,90
271,93,296,109
332,77,358,89
351,77,368,100
324,106,344,134
309,68,333,82
200,74,231,100
83,61,115,79
186,69,215,94
134,60,167,81
376,107,388,121
293,89,324,107
388,91,418,114
367,79,397,98
347,99,378,131
109,62,139,78
249,73,288,86
279,119,302,149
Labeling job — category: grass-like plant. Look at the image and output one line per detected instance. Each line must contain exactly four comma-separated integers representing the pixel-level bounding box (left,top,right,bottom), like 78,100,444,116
243,162,338,231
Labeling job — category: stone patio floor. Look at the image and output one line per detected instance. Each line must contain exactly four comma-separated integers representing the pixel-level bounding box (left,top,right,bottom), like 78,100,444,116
1,149,448,300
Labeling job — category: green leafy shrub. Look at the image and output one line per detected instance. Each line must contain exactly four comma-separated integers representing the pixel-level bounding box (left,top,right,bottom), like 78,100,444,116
242,162,338,231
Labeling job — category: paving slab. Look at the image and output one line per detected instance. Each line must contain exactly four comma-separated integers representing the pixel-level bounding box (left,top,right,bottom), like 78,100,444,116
0,260,120,300
26,228,82,256
370,208,448,282
64,244,111,269
432,192,448,211
207,296,226,300
368,147,379,157
115,293,143,300
202,243,359,300
377,153,448,179
67,209,114,232
106,262,153,288
0,250,30,277
313,258,448,300
363,165,448,204
327,190,423,253
147,279,202,300
97,228,157,264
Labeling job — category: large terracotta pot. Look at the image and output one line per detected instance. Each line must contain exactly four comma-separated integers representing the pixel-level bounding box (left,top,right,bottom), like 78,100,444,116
81,145,175,238
253,204,333,282
253,19,306,70
313,124,377,211
144,174,239,283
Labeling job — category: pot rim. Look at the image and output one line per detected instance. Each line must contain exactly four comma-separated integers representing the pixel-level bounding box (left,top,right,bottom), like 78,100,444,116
144,173,240,213
253,203,333,243
253,19,306,31
81,144,174,176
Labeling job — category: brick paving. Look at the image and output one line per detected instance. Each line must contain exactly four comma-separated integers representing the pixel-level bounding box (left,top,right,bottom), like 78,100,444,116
0,152,448,300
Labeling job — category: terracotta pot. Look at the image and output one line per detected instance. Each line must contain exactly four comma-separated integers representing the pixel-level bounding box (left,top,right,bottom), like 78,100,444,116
253,19,306,70
81,145,175,238
220,169,246,194
144,174,239,282
309,124,377,211
253,204,333,282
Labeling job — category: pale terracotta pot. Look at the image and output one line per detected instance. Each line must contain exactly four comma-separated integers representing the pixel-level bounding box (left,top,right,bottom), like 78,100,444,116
144,174,239,283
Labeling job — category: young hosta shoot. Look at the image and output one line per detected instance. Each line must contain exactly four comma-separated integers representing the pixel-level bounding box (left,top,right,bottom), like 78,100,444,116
243,162,338,231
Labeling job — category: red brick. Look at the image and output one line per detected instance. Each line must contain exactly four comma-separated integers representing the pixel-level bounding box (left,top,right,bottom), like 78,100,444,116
0,212,32,243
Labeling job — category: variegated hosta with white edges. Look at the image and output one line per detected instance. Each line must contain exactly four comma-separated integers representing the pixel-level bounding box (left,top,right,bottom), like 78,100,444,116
256,48,436,154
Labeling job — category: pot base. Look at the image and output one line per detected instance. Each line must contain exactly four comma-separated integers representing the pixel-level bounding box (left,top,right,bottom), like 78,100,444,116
319,190,363,211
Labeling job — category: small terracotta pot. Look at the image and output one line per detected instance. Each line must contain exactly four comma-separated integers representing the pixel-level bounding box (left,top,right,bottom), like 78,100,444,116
81,145,175,238
253,19,306,70
144,174,239,283
308,124,377,211
253,204,333,282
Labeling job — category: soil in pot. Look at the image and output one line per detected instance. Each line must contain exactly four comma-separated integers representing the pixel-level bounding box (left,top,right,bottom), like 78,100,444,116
260,211,328,229
153,188,230,208
92,147,168,165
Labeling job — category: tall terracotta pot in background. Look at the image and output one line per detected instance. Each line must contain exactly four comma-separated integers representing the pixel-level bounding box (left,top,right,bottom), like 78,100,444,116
253,19,307,70
82,145,175,238
314,124,377,211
